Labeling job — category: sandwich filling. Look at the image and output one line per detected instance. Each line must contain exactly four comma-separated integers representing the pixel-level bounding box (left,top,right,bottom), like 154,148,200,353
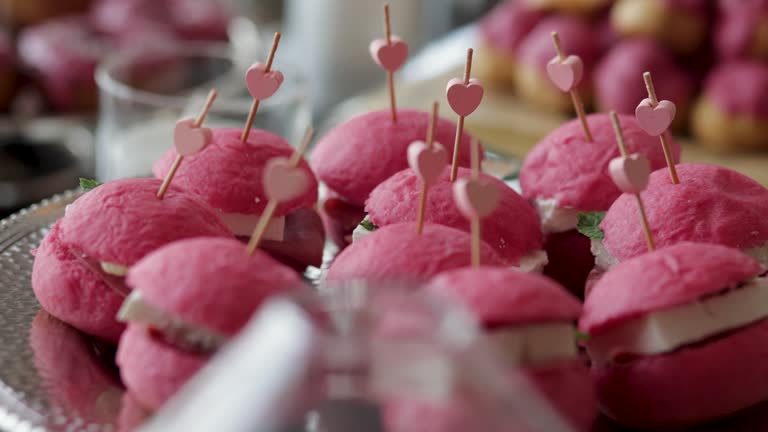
532,198,582,234
489,322,578,367
585,275,768,365
353,217,549,272
219,211,285,241
118,290,227,355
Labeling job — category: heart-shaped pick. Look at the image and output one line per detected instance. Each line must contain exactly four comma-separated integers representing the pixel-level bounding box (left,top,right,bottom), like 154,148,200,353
173,118,212,156
446,78,484,117
263,157,310,202
369,36,409,72
453,178,499,219
635,98,676,136
407,141,448,186
546,55,584,92
245,63,285,100
609,153,651,194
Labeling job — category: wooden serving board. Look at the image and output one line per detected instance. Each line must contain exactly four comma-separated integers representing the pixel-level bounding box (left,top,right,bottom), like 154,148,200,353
329,70,768,185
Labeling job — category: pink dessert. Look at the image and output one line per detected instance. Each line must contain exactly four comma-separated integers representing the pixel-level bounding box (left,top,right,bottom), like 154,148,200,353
18,15,107,111
361,166,544,268
593,39,693,117
31,178,231,342
581,242,768,428
520,113,680,295
116,237,301,410
426,267,596,431
479,0,545,57
312,109,476,248
596,163,768,270
30,311,122,425
325,223,503,282
700,61,768,118
166,0,231,41
715,0,768,60
516,15,601,88
153,127,324,270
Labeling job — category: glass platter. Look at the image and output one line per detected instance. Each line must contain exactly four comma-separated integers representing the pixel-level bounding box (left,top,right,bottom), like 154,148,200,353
3,192,768,432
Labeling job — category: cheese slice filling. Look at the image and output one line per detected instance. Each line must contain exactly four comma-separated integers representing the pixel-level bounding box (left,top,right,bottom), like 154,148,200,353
118,290,227,354
586,277,768,365
219,211,285,241
489,323,578,367
532,198,582,234
354,217,549,273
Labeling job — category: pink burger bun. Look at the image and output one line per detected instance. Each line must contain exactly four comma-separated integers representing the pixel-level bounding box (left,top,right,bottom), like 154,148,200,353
581,242,768,428
325,223,503,282
364,167,543,266
117,237,301,410
312,109,475,207
598,163,768,267
153,127,324,269
426,267,596,431
31,178,231,342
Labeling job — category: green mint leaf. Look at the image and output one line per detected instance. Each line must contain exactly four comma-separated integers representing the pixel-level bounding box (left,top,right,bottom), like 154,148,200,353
575,329,591,342
359,219,378,231
577,211,606,240
79,178,103,192
502,171,520,182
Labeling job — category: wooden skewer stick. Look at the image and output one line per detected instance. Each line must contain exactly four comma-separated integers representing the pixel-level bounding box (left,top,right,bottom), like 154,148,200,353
246,127,314,255
551,32,592,142
384,4,397,123
643,72,679,184
469,137,482,267
610,112,655,252
157,88,218,199
449,48,473,183
415,102,439,235
241,32,281,143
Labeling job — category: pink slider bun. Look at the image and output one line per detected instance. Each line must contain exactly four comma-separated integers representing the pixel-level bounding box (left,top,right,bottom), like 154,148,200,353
593,39,694,128
364,167,543,266
426,267,596,431
513,15,600,112
520,112,680,295
312,109,475,208
325,223,503,282
581,242,768,428
117,237,301,410
153,127,323,268
31,178,231,342
599,163,768,267
715,0,768,61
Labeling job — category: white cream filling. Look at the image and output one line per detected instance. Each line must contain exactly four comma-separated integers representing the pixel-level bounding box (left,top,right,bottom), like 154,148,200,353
353,218,548,272
592,240,768,271
118,290,227,352
489,323,578,367
586,277,768,366
532,198,581,234
218,211,285,241
100,261,128,277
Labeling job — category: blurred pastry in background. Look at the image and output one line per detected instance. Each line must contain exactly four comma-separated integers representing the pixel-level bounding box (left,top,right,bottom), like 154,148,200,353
475,1,544,86
17,16,107,112
716,0,768,61
593,39,693,129
692,61,768,152
513,15,600,112
0,0,91,28
611,0,710,54
525,0,614,15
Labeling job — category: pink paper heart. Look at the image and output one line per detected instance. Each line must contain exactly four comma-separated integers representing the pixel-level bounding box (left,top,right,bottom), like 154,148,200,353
263,158,310,202
453,178,499,219
609,153,651,194
369,36,409,72
173,118,212,156
546,55,584,92
635,98,676,136
446,78,484,117
407,141,448,186
245,63,284,100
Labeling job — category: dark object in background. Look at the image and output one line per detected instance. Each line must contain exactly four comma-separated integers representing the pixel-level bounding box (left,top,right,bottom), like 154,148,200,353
0,0,92,29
